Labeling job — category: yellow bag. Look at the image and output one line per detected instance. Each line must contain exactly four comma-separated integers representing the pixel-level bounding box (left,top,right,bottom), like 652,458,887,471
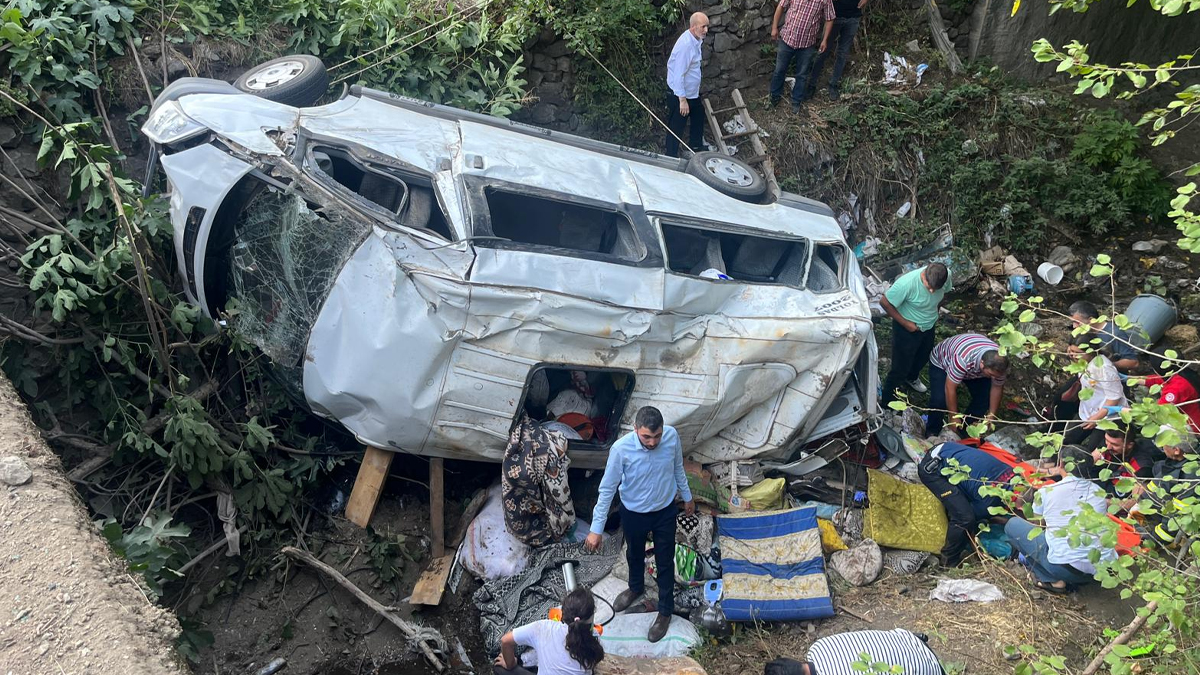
741,477,786,511
818,518,848,553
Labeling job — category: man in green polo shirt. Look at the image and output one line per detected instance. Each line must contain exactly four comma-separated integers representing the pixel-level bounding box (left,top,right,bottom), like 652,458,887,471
880,263,949,406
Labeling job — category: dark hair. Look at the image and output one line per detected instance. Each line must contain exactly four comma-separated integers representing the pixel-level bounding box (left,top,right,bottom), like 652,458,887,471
1072,332,1113,357
925,263,949,290
764,657,809,675
562,588,603,670
1103,422,1133,443
635,406,664,432
1069,300,1099,320
981,350,1009,375
1060,444,1102,480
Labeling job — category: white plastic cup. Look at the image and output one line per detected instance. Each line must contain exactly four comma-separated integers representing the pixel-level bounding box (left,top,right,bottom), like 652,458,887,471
1037,262,1063,285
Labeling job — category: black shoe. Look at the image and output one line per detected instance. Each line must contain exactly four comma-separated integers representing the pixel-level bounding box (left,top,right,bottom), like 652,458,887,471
829,86,841,100
648,613,672,643
791,101,803,113
612,588,643,613
769,95,781,107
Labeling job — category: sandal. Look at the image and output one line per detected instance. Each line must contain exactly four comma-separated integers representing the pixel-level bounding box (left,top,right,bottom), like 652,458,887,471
1035,580,1069,595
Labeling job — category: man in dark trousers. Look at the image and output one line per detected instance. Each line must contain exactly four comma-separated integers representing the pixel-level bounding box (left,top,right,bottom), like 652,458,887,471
807,0,868,99
665,12,710,157
880,263,949,407
918,441,1015,566
769,0,835,112
585,406,695,643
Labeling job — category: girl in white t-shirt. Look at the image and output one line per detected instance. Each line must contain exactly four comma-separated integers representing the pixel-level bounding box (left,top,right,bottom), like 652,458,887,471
494,588,604,675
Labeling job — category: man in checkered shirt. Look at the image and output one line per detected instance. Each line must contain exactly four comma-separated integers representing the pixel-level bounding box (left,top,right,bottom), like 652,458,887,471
769,0,836,112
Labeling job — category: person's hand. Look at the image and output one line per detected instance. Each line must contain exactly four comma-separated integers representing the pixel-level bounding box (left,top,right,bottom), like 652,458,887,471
684,500,695,516
771,27,779,41
857,0,868,7
494,655,513,670
1091,448,1105,463
584,532,603,552
679,98,690,116
1081,421,1096,430
819,38,828,53
903,319,919,333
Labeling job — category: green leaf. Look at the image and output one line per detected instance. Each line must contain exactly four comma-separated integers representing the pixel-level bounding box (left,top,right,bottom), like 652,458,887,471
1019,309,1037,323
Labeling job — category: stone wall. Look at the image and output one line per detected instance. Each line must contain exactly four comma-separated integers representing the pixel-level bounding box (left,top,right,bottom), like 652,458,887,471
968,0,1200,81
513,0,783,135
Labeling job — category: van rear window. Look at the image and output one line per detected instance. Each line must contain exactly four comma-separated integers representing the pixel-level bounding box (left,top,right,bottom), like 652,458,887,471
661,223,809,286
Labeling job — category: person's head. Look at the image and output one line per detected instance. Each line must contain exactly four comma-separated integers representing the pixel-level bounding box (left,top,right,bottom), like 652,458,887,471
980,350,1009,380
1163,439,1195,462
1069,300,1101,328
1059,444,1102,481
635,406,665,449
561,588,603,670
1068,332,1112,358
764,657,811,675
922,263,949,291
689,11,710,39
1104,424,1136,457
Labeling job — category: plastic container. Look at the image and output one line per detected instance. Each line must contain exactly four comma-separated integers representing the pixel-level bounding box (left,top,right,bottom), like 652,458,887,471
1007,274,1033,295
1125,294,1177,344
1036,262,1063,285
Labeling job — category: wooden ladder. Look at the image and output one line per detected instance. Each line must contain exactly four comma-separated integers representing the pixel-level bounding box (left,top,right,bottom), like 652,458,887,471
702,88,780,198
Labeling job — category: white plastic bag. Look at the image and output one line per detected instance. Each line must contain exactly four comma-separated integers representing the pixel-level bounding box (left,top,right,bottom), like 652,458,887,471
461,484,530,580
929,578,1004,603
598,613,700,658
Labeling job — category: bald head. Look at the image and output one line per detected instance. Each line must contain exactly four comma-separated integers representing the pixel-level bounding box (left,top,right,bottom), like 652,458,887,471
689,12,710,39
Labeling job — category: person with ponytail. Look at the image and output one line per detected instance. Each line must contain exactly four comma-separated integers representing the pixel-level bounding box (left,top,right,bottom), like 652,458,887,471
494,587,604,675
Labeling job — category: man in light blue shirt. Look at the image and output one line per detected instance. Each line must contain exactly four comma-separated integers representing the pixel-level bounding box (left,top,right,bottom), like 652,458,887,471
665,12,709,157
584,406,694,643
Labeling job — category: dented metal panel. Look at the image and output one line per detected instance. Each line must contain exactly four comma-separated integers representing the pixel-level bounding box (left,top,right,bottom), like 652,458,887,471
148,82,879,468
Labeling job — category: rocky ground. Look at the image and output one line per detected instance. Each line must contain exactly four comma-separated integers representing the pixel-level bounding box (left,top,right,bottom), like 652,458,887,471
0,373,187,675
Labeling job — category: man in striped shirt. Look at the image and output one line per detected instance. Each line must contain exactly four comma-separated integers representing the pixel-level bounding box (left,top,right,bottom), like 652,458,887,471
769,0,836,112
927,332,1009,437
764,629,945,675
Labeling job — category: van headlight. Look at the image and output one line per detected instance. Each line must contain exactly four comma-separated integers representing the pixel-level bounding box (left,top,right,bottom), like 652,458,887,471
142,101,207,144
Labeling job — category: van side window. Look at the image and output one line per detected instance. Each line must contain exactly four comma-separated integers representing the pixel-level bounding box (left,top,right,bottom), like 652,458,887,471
661,223,808,286
808,244,845,292
480,189,646,263
309,144,453,240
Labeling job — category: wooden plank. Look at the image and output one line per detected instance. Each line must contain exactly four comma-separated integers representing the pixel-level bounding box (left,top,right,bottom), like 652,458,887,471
721,126,761,141
449,488,489,548
701,99,730,155
731,88,780,199
430,457,445,558
345,445,394,528
410,554,455,606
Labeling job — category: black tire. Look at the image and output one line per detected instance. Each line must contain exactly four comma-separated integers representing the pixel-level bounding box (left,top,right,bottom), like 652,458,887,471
233,55,328,107
685,151,768,202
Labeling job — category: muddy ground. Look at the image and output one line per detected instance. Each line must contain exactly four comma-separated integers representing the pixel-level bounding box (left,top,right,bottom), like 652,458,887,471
0,375,187,675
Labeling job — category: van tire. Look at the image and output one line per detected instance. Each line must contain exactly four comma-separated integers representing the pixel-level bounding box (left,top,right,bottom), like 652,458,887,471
234,55,328,107
685,151,767,202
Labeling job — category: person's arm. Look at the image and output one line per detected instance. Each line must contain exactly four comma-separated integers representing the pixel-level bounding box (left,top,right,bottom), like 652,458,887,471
771,2,785,41
880,295,917,332
988,379,1004,418
944,376,961,428
497,631,519,670
671,432,695,514
588,446,623,536
818,19,834,52
1113,357,1139,373
666,40,687,101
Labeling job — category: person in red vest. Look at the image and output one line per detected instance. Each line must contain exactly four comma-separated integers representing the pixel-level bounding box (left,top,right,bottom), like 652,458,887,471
1139,368,1200,433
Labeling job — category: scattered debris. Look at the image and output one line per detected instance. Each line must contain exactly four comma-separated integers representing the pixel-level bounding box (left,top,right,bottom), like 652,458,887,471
0,455,32,486
280,546,449,672
1165,323,1198,344
881,52,929,86
930,578,1005,603
1132,239,1169,254
1048,245,1079,272
829,539,884,586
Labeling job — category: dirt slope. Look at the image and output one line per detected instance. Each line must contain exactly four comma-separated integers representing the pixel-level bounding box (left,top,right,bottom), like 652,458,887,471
0,374,187,675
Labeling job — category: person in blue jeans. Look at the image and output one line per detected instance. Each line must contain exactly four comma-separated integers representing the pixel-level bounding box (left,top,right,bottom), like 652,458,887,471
769,0,836,111
807,0,867,99
1004,447,1116,593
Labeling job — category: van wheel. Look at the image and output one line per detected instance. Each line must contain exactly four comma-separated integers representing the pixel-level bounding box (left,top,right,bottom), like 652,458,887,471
233,55,328,107
685,151,767,202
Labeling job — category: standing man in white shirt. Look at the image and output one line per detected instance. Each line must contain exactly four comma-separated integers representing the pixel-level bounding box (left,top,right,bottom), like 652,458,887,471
665,12,709,157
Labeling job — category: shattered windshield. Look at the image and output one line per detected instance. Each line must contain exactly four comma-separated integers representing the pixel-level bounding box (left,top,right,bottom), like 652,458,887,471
229,189,371,379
